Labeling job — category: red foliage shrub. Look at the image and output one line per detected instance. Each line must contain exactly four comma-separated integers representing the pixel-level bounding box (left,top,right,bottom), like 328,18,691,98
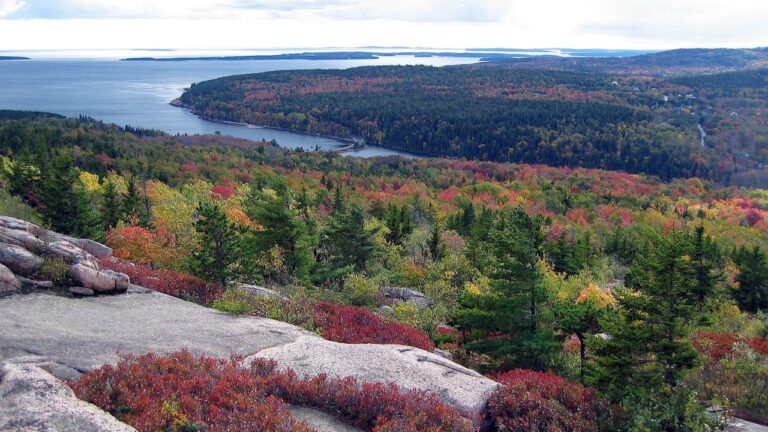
211,184,236,201
249,358,471,431
435,324,461,341
107,226,177,268
487,369,610,432
744,208,764,227
71,351,472,432
312,302,435,351
98,257,224,306
692,331,768,361
70,351,310,432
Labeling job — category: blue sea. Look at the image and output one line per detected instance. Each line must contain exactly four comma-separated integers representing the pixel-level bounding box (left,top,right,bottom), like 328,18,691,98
0,52,480,157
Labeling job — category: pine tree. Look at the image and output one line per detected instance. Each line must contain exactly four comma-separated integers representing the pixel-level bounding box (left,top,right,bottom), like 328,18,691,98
243,180,315,283
122,176,145,225
38,152,97,237
590,229,712,402
427,222,444,261
190,201,241,286
732,245,768,313
691,225,722,303
100,180,122,231
555,298,604,384
317,203,380,285
465,206,495,270
452,208,557,370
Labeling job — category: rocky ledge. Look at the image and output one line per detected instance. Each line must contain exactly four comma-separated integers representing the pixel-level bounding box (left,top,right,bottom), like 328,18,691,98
0,216,498,431
0,216,129,296
0,362,136,432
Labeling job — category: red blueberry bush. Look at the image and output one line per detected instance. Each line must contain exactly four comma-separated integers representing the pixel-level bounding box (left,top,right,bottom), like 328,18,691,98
70,351,472,432
487,369,611,432
692,331,768,361
98,257,224,306
311,302,435,351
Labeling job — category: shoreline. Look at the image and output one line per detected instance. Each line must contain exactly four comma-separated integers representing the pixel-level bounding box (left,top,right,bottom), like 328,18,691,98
170,98,421,157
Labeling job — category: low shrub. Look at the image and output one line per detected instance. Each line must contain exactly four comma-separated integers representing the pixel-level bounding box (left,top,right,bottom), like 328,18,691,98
98,257,224,305
692,331,768,361
70,351,472,432
212,287,316,331
342,273,381,306
312,302,435,351
70,351,310,432
688,340,768,424
249,358,472,431
487,369,611,432
37,256,77,287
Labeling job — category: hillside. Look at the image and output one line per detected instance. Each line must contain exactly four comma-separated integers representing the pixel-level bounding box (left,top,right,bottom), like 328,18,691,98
2,112,768,429
177,51,768,184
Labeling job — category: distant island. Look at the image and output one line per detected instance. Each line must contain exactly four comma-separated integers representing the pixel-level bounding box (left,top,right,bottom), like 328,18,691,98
176,48,768,185
0,56,29,61
121,49,656,62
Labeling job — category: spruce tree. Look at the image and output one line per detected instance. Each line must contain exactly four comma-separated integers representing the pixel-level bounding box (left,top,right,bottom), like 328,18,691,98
38,152,97,237
428,222,444,261
122,176,145,225
243,180,315,282
732,245,768,313
590,229,713,402
100,180,122,231
190,201,241,286
453,208,557,370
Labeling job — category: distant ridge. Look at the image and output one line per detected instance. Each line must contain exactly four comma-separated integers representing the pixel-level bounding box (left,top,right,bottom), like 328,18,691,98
120,49,650,62
0,56,29,61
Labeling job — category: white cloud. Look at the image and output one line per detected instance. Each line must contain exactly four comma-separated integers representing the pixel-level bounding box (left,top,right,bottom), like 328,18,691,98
0,0,26,17
0,0,766,51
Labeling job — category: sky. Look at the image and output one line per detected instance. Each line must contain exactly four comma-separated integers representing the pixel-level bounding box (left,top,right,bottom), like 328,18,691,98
0,0,766,51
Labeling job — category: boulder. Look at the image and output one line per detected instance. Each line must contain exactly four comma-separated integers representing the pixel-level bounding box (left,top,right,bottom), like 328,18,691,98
16,276,54,289
52,233,112,258
102,269,131,291
49,240,95,265
0,216,36,231
0,264,20,296
70,264,129,293
381,286,431,308
376,305,394,314
245,336,499,419
238,284,288,301
0,362,137,432
0,243,42,276
0,226,45,252
69,286,95,297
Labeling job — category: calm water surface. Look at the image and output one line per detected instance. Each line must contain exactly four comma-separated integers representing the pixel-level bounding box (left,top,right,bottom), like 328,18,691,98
0,55,479,157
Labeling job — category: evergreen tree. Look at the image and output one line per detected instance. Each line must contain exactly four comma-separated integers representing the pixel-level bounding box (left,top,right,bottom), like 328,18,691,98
732,245,768,313
465,206,495,270
122,176,145,225
7,151,40,204
691,225,722,303
316,202,380,285
243,180,315,282
452,208,557,370
427,222,444,261
37,152,97,237
590,229,713,403
384,204,413,245
555,298,604,384
190,201,241,286
100,180,122,231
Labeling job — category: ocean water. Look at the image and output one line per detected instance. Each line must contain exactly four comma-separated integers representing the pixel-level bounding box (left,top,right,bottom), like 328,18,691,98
0,54,479,157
